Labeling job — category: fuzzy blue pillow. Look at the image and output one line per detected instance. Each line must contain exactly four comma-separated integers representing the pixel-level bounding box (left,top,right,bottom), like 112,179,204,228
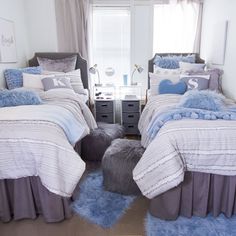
0,89,42,107
154,55,196,69
4,66,42,90
159,79,187,95
179,90,225,111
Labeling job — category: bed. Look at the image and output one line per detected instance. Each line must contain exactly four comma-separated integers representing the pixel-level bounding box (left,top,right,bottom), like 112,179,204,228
133,53,236,220
0,53,97,222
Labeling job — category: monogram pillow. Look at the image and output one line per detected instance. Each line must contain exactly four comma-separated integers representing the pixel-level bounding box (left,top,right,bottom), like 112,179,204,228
180,74,210,91
42,77,73,91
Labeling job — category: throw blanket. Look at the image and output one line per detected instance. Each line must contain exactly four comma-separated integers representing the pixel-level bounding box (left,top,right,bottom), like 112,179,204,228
133,93,236,199
0,89,97,197
148,91,236,140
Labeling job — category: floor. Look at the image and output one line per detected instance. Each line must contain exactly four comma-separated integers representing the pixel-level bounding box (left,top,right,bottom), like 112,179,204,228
0,161,149,236
0,197,149,236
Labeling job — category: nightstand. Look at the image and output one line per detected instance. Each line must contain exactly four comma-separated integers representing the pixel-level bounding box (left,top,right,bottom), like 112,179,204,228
121,98,140,135
95,100,115,123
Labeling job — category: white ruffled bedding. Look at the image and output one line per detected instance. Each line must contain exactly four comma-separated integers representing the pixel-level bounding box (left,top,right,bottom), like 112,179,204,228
133,94,236,199
0,89,97,197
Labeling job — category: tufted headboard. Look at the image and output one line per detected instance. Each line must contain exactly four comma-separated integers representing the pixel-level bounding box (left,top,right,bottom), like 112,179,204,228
28,52,89,89
148,53,205,89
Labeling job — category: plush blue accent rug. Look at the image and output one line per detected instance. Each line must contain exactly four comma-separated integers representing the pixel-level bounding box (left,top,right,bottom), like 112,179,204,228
145,213,236,236
71,171,136,228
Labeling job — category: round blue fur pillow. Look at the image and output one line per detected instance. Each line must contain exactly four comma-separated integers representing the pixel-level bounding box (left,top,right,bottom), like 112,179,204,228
179,90,225,111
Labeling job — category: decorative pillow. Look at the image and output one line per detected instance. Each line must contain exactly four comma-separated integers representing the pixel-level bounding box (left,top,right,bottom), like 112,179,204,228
149,72,180,96
37,55,77,73
42,77,73,91
154,66,181,75
0,88,42,107
42,69,86,94
185,68,223,93
4,67,42,90
180,74,210,91
23,73,54,90
179,90,224,111
179,61,205,73
159,80,187,95
154,54,196,69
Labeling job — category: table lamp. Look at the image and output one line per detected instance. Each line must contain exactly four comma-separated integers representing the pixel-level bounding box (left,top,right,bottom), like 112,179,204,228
131,64,144,85
89,64,101,86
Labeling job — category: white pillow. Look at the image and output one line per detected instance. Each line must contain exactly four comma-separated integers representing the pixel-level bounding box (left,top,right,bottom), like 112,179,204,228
179,62,205,73
23,73,54,90
42,69,86,94
153,65,181,75
149,72,180,96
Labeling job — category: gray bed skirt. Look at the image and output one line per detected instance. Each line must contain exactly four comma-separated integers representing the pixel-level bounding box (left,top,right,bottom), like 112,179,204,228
149,171,236,220
0,177,73,223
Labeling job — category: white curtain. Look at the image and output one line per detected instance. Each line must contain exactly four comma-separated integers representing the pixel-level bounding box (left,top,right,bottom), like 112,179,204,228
55,0,90,60
153,0,203,53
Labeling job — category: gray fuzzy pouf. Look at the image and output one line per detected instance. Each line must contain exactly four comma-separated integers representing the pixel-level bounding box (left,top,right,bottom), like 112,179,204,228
81,123,124,161
102,138,145,195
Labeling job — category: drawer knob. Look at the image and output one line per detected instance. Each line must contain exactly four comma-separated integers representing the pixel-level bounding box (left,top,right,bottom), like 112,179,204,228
128,115,134,118
101,104,108,107
101,115,108,118
128,125,134,128
128,104,134,107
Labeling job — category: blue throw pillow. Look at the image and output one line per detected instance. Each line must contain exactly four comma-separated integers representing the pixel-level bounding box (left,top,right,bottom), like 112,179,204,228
4,66,42,90
159,79,187,95
154,55,196,69
0,89,42,107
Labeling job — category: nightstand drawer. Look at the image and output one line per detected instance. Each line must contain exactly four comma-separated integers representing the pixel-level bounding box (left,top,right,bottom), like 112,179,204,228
96,113,114,123
122,112,139,124
96,101,113,113
122,101,140,113
123,124,139,135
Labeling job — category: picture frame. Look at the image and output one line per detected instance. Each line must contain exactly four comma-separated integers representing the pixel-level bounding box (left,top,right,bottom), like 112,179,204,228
0,17,17,63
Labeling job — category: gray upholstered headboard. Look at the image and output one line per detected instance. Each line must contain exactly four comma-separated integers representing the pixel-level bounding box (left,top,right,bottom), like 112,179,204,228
148,53,205,89
28,52,89,89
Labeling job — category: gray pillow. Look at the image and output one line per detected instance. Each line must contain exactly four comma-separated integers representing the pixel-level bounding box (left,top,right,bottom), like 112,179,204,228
186,69,223,93
42,77,73,91
180,74,210,91
37,56,77,73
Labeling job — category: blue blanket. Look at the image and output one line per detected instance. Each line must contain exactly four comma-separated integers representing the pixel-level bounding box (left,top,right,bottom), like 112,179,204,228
148,91,236,139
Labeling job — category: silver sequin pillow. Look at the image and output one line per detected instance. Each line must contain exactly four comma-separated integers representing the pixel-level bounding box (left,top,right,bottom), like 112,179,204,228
37,56,77,73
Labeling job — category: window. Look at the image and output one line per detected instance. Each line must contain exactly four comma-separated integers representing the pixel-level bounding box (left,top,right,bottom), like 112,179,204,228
153,1,200,53
91,6,131,86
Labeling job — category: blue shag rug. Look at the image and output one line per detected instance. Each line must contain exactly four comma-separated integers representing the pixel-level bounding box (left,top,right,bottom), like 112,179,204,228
145,213,236,236
71,171,136,228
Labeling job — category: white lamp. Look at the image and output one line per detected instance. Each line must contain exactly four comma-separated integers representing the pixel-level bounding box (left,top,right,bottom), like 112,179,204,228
89,64,101,86
131,64,144,85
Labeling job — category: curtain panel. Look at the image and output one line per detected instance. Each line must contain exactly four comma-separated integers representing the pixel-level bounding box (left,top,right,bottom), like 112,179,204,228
55,0,90,61
153,0,203,53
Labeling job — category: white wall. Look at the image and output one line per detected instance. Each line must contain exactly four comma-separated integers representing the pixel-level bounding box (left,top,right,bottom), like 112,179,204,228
201,0,236,100
24,0,58,59
0,0,29,88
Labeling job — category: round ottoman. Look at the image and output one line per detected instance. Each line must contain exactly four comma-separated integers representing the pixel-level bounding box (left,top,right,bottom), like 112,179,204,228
81,122,124,161
102,138,145,195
